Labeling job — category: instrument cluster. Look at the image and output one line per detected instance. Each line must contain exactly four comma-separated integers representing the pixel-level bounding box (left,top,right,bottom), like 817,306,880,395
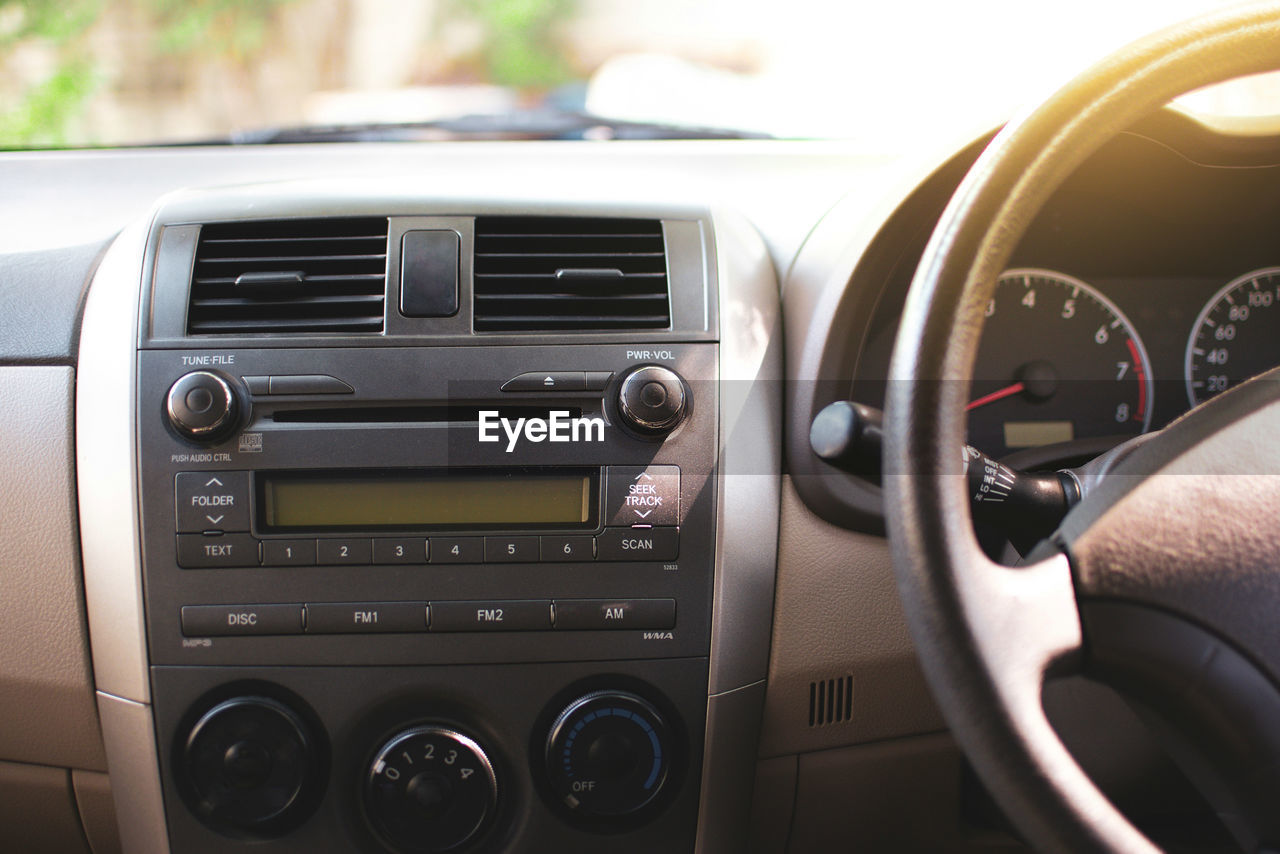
850,121,1280,461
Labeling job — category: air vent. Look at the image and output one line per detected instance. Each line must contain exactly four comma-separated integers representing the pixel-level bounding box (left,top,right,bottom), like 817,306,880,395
187,218,389,334
808,675,853,727
472,216,670,331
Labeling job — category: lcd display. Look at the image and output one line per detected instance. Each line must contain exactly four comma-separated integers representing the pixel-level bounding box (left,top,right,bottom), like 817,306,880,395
1002,420,1074,449
260,469,595,530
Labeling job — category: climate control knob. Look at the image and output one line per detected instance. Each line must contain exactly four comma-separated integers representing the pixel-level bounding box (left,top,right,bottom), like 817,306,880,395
364,725,498,854
616,365,687,435
166,371,240,443
544,690,672,821
177,695,324,837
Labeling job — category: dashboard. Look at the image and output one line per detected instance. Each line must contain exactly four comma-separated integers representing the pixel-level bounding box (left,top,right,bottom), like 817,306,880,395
0,103,1277,853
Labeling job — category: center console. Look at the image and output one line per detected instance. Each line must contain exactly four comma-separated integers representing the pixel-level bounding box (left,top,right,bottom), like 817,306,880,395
76,192,780,853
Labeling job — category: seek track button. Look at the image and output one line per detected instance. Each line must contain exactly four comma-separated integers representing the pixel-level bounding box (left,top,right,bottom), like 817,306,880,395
605,465,679,527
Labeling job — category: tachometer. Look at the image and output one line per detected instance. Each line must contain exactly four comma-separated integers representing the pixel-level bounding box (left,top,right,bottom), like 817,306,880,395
967,269,1153,458
1185,267,1280,407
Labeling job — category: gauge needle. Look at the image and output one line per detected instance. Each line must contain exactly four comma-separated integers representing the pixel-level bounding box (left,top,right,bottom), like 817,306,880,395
967,381,1026,411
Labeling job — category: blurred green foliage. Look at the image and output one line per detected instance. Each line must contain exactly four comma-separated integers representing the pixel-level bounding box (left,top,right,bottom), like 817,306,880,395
0,0,102,146
442,0,578,89
0,0,101,47
145,0,295,59
0,0,296,147
1,0,583,147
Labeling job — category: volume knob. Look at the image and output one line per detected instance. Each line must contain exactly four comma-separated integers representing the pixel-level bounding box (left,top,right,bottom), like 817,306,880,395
617,366,687,435
166,371,239,443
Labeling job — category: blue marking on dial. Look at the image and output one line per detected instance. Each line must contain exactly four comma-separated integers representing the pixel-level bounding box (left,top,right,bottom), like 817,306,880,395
643,729,663,790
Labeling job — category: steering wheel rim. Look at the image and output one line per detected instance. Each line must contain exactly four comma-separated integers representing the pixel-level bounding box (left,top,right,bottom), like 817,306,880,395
883,4,1280,851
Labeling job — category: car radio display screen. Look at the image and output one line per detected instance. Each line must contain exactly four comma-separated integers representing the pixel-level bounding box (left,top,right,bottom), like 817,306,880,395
260,468,596,530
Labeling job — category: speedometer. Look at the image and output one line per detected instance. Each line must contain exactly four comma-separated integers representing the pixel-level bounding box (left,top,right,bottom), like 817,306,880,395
1185,267,1280,407
967,269,1153,458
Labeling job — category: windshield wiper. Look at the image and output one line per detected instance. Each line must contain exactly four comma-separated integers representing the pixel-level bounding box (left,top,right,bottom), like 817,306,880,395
208,110,769,145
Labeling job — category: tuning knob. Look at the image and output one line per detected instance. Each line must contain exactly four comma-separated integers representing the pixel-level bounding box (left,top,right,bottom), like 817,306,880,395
166,371,240,443
543,690,672,822
364,725,498,854
617,366,687,435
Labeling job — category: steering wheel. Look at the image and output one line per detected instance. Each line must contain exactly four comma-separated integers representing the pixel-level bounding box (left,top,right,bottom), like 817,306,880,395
883,4,1280,851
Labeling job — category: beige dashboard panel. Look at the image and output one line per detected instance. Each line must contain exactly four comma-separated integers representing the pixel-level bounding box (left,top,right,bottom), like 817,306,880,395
0,366,106,771
758,476,944,757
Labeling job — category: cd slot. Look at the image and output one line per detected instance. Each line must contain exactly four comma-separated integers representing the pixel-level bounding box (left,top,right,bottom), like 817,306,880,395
272,405,584,425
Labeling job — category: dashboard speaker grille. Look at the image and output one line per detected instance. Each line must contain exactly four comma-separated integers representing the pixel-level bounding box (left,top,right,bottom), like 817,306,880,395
808,675,853,727
472,216,671,331
186,218,389,334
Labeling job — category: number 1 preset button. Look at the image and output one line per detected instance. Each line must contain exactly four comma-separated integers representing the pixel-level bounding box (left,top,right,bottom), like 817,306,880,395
429,600,551,631
262,539,316,566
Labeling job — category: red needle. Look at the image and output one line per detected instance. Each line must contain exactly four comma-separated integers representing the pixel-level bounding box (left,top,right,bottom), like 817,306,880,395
967,381,1026,411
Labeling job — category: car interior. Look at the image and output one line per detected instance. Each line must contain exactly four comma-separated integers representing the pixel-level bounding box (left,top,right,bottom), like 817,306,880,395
4,2,1280,852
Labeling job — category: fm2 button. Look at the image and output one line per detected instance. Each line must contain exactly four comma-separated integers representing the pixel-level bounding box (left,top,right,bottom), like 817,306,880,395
176,472,251,532
605,465,679,527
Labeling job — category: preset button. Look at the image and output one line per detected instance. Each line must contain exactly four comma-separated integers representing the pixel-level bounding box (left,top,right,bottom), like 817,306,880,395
317,538,372,565
483,536,539,563
540,535,595,562
262,539,316,566
373,538,428,564
430,537,483,564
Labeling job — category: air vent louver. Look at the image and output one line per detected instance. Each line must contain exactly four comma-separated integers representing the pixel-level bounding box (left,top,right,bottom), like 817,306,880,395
187,218,389,334
473,216,671,331
808,675,853,727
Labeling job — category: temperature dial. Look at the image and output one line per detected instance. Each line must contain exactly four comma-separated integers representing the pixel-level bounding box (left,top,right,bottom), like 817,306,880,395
364,726,498,854
544,690,671,821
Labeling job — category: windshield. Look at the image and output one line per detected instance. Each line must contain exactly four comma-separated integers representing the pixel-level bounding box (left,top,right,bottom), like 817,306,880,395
1,0,1277,149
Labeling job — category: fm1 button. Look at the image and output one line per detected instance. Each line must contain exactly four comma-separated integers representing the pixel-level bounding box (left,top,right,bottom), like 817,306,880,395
176,471,250,532
605,466,679,526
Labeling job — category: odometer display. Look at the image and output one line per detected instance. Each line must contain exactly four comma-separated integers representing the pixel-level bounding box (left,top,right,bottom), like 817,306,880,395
1185,267,1280,407
968,269,1153,457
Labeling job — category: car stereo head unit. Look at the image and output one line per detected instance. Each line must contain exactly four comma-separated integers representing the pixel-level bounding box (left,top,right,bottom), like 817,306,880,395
78,202,780,854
